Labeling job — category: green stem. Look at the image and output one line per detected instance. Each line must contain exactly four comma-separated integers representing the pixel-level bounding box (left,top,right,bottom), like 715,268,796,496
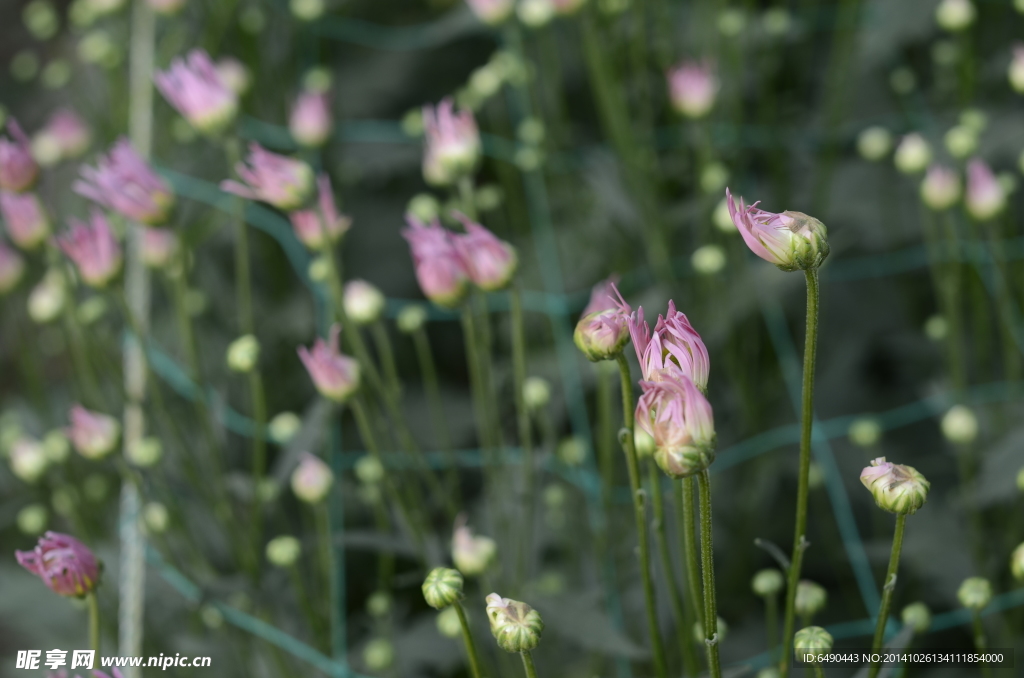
411,326,458,497
971,611,992,678
696,470,722,678
289,563,327,651
453,602,484,678
780,268,821,678
87,591,100,654
511,286,535,586
678,478,705,627
461,305,497,484
248,370,268,571
520,649,539,678
813,665,825,678
313,502,334,651
63,305,105,409
614,353,668,678
370,320,402,399
458,175,478,221
868,513,906,678
765,593,779,662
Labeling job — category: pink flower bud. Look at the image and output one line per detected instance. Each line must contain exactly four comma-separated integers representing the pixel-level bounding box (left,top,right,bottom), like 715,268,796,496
1010,44,1024,94
298,324,361,402
452,516,497,576
859,457,930,515
402,214,470,308
667,61,718,119
75,139,175,225
0,120,39,193
465,0,515,25
0,190,50,250
155,49,238,135
726,188,829,271
0,242,25,294
451,213,517,291
290,452,334,503
965,158,1006,221
290,90,332,148
222,143,315,211
636,372,716,478
422,98,481,186
288,175,351,249
574,277,628,361
57,211,123,288
140,227,178,268
66,405,121,460
38,108,91,161
15,531,101,597
619,291,710,390
919,164,961,211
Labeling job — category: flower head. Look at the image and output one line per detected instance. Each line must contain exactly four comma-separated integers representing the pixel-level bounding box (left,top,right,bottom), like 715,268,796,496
155,49,238,135
451,213,517,291
620,292,710,389
288,175,352,249
266,535,302,568
298,325,360,403
0,120,39,192
9,437,48,483
422,98,481,186
67,405,121,460
75,139,175,225
859,457,930,515
752,568,785,597
795,580,827,618
485,593,544,652
290,89,332,147
574,281,629,362
37,108,91,161
957,577,991,610
344,279,386,326
58,211,123,287
936,0,975,32
965,159,1006,221
726,188,829,271
290,452,334,503
452,516,497,576
465,0,515,26
0,190,50,250
901,602,932,633
140,227,178,269
0,242,24,294
894,134,931,175
422,567,465,609
794,626,833,655
27,269,66,323
222,144,314,211
402,214,470,308
667,60,718,118
636,372,716,478
15,531,101,597
920,164,961,211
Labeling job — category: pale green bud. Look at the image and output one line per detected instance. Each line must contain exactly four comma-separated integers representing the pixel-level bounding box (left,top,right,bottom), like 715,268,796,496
944,125,977,159
344,280,386,326
303,67,332,93
397,304,427,333
762,8,791,37
9,438,48,483
523,376,551,410
543,483,566,508
1010,542,1024,582
692,244,727,275
901,602,932,633
795,580,827,619
226,334,260,373
127,436,162,467
717,8,746,37
924,315,948,341
308,255,330,282
486,593,544,652
634,427,655,459
848,417,882,447
16,503,48,535
143,502,169,534
367,591,391,618
355,455,385,485
894,134,931,175
794,626,834,655
290,0,324,21
693,616,728,643
28,269,66,324
517,0,555,28
437,606,461,638
936,0,975,32
756,669,781,678
42,430,70,463
701,162,729,194
200,605,224,629
752,568,785,597
857,127,892,162
453,523,497,576
714,197,736,233
422,567,465,609
860,457,930,515
1017,467,1024,493
363,638,394,671
266,535,302,568
941,405,977,444
268,412,302,444
556,436,587,466
957,577,991,610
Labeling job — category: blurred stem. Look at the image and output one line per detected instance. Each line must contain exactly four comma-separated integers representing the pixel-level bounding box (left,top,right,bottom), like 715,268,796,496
520,650,539,678
63,304,104,410
370,320,402,399
696,470,722,678
979,218,1022,387
453,602,484,678
780,267,820,678
411,325,459,497
764,593,779,662
511,285,535,586
458,176,477,220
648,461,697,677
971,611,992,678
313,502,333,648
924,209,967,394
289,563,327,651
614,353,668,678
87,591,100,653
461,304,494,474
868,513,906,678
678,478,704,627
813,666,825,678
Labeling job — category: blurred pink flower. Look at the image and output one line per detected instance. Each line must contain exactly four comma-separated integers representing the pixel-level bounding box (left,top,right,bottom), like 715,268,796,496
298,324,360,403
581,276,620,316
0,241,25,294
40,108,91,160
75,139,175,225
15,532,101,597
919,165,961,211
422,98,480,186
222,143,314,211
58,211,123,287
0,120,39,193
636,372,716,478
726,188,829,271
289,175,351,249
290,90,332,147
140,227,179,268
67,404,121,460
451,213,517,291
619,293,710,391
402,214,470,308
965,159,1005,221
0,190,50,249
465,0,514,25
291,452,334,503
574,276,629,361
667,61,718,119
155,49,238,134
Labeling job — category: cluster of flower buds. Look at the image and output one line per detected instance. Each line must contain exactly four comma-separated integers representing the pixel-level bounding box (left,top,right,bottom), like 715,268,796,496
859,457,930,515
75,139,175,225
667,60,719,119
298,325,360,403
421,99,481,186
485,593,544,652
636,372,716,478
155,49,239,136
573,278,630,362
726,188,830,272
16,531,100,597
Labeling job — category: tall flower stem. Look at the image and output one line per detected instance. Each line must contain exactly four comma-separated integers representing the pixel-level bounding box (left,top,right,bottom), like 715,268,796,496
971,611,992,678
87,591,100,653
696,470,722,678
614,353,668,678
289,563,327,651
313,502,334,646
780,267,821,678
677,478,705,628
62,306,105,409
511,285,535,585
453,601,484,678
370,320,402,399
764,593,779,662
520,650,539,678
410,324,458,497
868,513,906,678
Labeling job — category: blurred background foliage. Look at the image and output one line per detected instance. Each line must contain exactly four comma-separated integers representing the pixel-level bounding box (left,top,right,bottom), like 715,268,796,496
1,0,1023,677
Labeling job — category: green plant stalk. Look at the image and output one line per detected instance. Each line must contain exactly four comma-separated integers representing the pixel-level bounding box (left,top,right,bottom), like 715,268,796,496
780,268,821,678
511,285,535,586
971,611,992,678
289,563,328,651
923,209,967,393
867,513,907,678
678,478,705,627
87,591,100,653
521,650,539,678
370,320,402,399
62,302,106,409
453,602,484,678
411,325,459,496
458,175,478,220
696,470,722,678
313,502,333,647
979,218,1022,386
461,305,495,472
615,353,669,678
813,665,825,678
648,461,698,677
597,364,615,516
765,593,779,662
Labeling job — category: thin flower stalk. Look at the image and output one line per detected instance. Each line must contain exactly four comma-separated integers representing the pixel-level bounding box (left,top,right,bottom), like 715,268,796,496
453,601,485,678
867,514,906,678
511,285,536,586
370,320,402,399
409,323,459,497
696,470,722,678
520,650,539,678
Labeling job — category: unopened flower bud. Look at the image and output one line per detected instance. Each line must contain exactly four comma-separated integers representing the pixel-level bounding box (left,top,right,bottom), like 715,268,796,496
355,455,385,485
1,190,51,250
17,503,48,535
397,304,427,333
0,243,25,294
407,193,439,223
422,567,465,609
226,334,260,373
452,519,497,576
67,405,120,460
920,165,961,211
556,436,586,466
692,244,726,275
28,270,65,323
752,568,784,597
41,430,69,464
575,309,630,361
522,376,550,410
127,436,162,467
860,457,930,515
466,0,514,25
268,412,302,444
756,669,781,678
518,0,555,27
141,501,169,534
9,438,48,483
1009,45,1024,94
452,214,518,291
344,279,386,326
16,531,101,597
298,325,360,403
363,638,394,671
1017,467,1024,492
726,190,829,272
141,227,178,269
857,127,892,161
437,606,461,638
1010,542,1024,581
266,535,302,568
693,616,728,643
367,591,390,618
291,452,334,503
894,134,931,175
957,577,991,610
421,99,480,186
667,61,718,119
637,374,716,478
848,417,882,447
794,626,833,655
222,144,314,211
486,593,544,652
290,90,332,148
795,580,827,619
290,0,324,21
936,0,975,32
966,159,1006,221
941,405,977,444
901,602,932,633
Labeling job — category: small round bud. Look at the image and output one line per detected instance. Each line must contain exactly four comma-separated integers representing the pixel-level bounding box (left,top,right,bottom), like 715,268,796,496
422,567,465,609
28,270,66,324
200,605,224,629
693,616,728,643
941,405,978,444
556,436,587,466
794,626,834,655
717,9,746,37
920,165,961,212
860,457,930,515
634,427,655,459
9,438,48,483
406,193,439,223
808,461,824,490
857,127,892,161
848,417,882,447
268,412,302,444
16,503,48,535
762,8,791,36
924,315,948,341
437,606,461,638
523,376,551,410
795,580,827,619
944,125,976,159
1017,467,1024,493
752,568,785,597
543,484,566,509
308,255,330,282
363,638,394,671
935,0,975,32
355,455,385,485
266,535,302,568
42,430,70,464
1010,542,1024,582
453,521,497,576
127,436,162,467
344,280,386,326
517,0,555,28
901,602,932,633
367,591,391,618
957,577,991,610
290,0,324,21
291,452,334,504
574,309,630,361
894,134,932,175
756,669,781,678
486,593,544,653
701,162,729,194
226,334,260,373
143,502,169,534
397,304,427,334
691,244,727,275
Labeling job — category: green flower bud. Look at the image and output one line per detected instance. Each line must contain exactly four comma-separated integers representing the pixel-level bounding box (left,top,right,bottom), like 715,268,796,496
522,376,551,410
574,309,629,361
422,567,465,609
367,591,391,618
860,457,930,515
437,606,461,638
486,593,544,653
355,455,385,485
756,669,781,678
143,502,169,534
957,577,992,610
795,580,827,619
226,334,260,373
42,430,70,463
691,244,727,275
200,605,224,629
397,304,427,334
344,280,386,326
634,427,655,459
362,638,394,671
127,436,162,467
693,616,728,644
857,126,892,162
848,417,882,447
556,436,586,467
1011,543,1024,582
1017,467,1024,493
900,602,932,633
266,535,302,568
752,568,785,597
941,405,978,444
16,503,48,535
794,626,834,655
268,412,302,444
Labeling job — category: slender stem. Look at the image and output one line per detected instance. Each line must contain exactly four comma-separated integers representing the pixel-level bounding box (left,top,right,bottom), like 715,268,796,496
289,564,327,651
453,602,484,678
458,176,478,221
520,650,539,678
87,591,100,654
765,593,779,662
511,286,535,585
411,326,458,496
63,307,105,409
370,320,402,398
971,611,992,678
614,353,668,678
696,470,722,678
314,502,333,623
780,268,821,678
679,478,704,627
248,370,268,571
461,305,496,481
813,665,825,678
868,513,907,678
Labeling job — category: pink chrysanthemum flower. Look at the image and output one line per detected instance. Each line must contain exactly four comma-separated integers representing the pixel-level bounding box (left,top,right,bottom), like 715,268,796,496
155,49,238,135
401,214,470,308
636,372,716,478
451,212,517,291
288,175,351,249
57,211,123,288
0,189,50,250
0,120,39,193
290,90,332,148
422,98,481,186
221,143,315,211
298,324,360,403
667,60,718,119
617,290,710,391
726,188,829,271
15,532,101,597
75,139,175,225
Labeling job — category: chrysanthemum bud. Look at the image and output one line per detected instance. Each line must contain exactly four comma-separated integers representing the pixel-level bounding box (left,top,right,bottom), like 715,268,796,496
860,457,930,515
290,0,324,20
636,373,716,479
268,412,302,444
27,269,65,323
693,616,728,643
57,211,123,288
901,602,932,633
575,309,630,361
75,139,175,225
355,455,385,486
523,376,550,410
363,638,394,671
752,568,785,597
226,334,260,373
847,417,882,447
795,580,827,619
0,120,39,193
221,144,315,211
422,567,465,609
266,535,302,568
667,60,718,119
437,606,462,638
894,134,932,175
142,501,169,534
0,190,50,250
127,436,162,467
16,531,101,597
486,593,544,653
396,304,427,333
917,165,960,211
941,405,977,444
0,243,25,295
756,669,781,678
452,213,518,292
344,280,386,326
9,438,48,483
556,436,586,466
290,89,332,148
794,626,833,655
421,99,480,186
936,0,975,32
726,189,829,272
857,126,892,161
17,503,48,535
465,0,514,25
367,591,391,618
517,0,555,27
67,405,120,460
42,431,69,464
291,452,334,504
691,244,726,275
965,159,1006,221
298,325,360,403
452,519,497,576
1009,45,1024,94
155,49,237,135
402,215,470,308
633,427,655,459
957,577,991,610
1010,543,1024,582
